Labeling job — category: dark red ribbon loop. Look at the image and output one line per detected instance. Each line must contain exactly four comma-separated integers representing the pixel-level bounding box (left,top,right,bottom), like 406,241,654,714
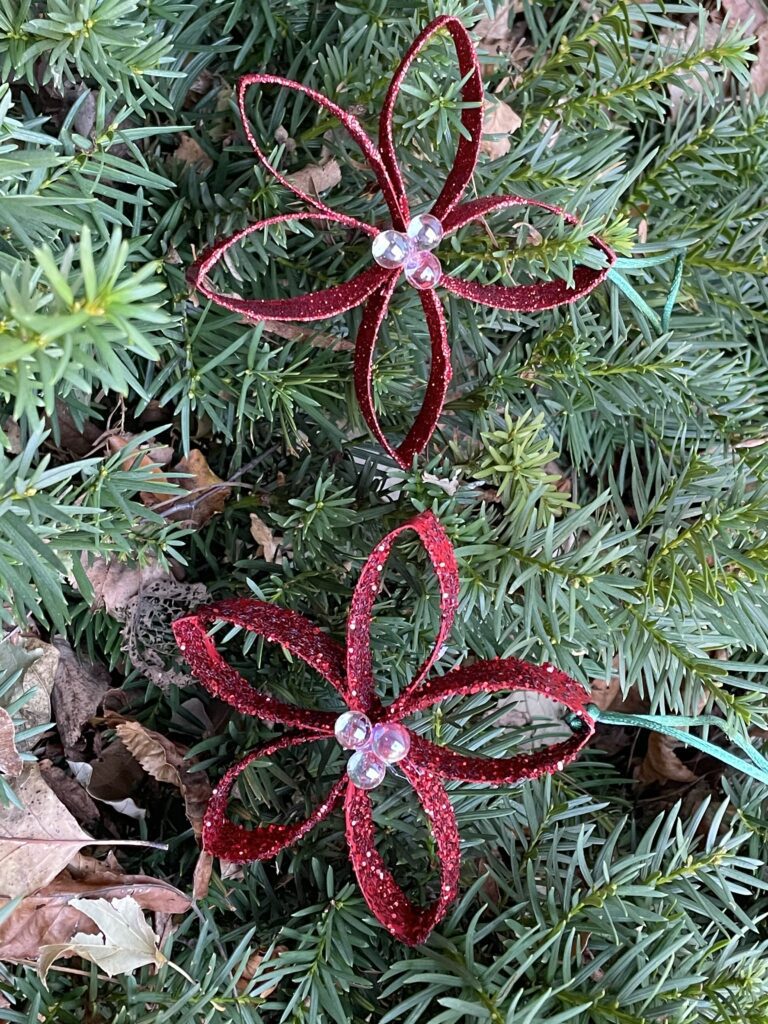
187,16,616,468
174,511,595,944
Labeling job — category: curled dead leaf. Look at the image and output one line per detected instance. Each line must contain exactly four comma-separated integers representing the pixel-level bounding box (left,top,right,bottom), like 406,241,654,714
163,449,232,528
109,716,212,839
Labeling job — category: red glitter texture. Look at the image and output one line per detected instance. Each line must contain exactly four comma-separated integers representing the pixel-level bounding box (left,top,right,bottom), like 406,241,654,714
186,15,616,468
173,511,596,944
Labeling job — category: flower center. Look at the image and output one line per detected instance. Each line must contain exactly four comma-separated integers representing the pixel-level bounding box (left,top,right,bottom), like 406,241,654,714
371,214,444,290
334,711,411,790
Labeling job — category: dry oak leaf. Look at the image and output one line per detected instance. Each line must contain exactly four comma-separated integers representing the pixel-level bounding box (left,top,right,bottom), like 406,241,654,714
0,709,22,778
0,853,189,964
480,96,521,159
0,765,94,897
285,158,341,195
38,895,168,985
110,716,212,839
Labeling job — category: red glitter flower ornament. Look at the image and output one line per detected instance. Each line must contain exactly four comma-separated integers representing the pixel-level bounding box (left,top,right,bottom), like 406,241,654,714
187,15,616,469
173,511,596,944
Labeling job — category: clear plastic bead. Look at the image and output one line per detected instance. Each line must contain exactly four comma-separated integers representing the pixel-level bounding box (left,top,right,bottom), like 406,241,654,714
347,749,387,790
371,230,412,269
371,722,411,764
404,250,442,290
406,214,444,252
334,711,372,750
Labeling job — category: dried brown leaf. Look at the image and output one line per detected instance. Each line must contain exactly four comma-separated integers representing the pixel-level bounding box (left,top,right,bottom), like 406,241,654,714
0,854,189,963
38,760,100,826
0,709,22,778
192,851,214,901
111,717,212,839
173,133,213,172
236,945,289,995
51,639,110,756
474,1,520,52
0,639,59,748
69,740,146,820
106,435,170,506
285,158,341,195
638,732,697,784
249,514,281,563
480,97,521,159
79,555,169,619
169,449,232,528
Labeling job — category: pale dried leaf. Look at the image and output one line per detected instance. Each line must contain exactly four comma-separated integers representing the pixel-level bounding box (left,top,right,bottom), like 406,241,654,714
0,639,59,748
0,854,189,963
722,0,768,93
638,732,697,784
422,472,461,496
285,158,341,195
474,1,520,50
0,765,93,897
79,555,169,619
0,709,22,778
480,97,521,159
249,514,281,563
38,895,165,984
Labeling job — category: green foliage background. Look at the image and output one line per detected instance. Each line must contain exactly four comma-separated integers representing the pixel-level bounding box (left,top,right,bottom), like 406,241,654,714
2,0,768,1020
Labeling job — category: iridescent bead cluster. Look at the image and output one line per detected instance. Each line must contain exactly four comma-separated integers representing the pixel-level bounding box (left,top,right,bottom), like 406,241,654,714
334,710,411,789
371,213,444,290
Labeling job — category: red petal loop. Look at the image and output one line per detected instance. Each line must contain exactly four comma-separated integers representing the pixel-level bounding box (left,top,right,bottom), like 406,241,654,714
388,658,595,782
345,760,460,945
203,733,348,861
353,280,452,468
187,212,393,322
379,15,483,224
237,74,403,228
173,598,347,730
441,195,617,312
346,511,459,714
